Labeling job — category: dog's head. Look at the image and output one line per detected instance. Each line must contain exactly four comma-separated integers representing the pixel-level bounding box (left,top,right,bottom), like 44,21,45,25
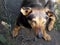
20,7,53,38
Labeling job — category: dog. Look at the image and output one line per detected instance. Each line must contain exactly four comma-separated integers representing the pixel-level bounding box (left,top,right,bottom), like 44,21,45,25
12,7,56,41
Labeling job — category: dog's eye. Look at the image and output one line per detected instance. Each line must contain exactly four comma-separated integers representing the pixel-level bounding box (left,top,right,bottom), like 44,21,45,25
42,21,44,24
32,20,36,24
42,19,46,24
42,21,45,25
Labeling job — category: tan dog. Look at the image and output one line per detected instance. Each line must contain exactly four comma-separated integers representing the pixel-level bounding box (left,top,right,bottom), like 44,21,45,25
12,7,56,41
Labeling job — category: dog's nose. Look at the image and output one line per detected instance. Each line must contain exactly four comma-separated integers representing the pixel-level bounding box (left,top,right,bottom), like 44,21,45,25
36,28,43,38
36,32,43,39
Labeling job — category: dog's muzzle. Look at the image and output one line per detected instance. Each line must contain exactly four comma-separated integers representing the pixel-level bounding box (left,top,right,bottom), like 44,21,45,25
36,28,43,38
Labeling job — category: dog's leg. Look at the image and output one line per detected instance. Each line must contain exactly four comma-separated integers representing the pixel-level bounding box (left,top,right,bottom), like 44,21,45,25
12,25,20,37
41,26,51,41
48,15,56,31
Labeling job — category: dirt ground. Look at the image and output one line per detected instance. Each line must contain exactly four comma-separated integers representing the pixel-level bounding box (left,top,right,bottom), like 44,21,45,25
0,23,60,45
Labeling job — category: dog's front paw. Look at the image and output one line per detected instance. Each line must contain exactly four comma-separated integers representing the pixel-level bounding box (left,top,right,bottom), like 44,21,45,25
43,34,51,41
48,25,53,31
12,30,18,37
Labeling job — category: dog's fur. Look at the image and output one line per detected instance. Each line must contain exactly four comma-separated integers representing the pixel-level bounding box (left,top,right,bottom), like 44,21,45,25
12,0,56,41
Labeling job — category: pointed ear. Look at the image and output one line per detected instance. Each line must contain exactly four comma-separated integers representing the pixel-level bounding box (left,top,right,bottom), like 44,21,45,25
20,7,32,16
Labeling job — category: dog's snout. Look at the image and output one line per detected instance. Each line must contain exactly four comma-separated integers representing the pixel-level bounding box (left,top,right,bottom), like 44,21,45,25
36,28,43,38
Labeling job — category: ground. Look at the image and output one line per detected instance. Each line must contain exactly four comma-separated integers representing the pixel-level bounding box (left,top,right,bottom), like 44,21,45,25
0,23,60,45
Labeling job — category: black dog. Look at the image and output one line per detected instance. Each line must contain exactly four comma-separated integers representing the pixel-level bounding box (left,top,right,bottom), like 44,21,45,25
12,0,56,41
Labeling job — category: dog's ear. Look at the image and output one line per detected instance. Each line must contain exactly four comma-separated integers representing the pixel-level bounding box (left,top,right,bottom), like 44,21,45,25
44,8,53,17
46,10,57,19
20,7,32,16
46,10,55,17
